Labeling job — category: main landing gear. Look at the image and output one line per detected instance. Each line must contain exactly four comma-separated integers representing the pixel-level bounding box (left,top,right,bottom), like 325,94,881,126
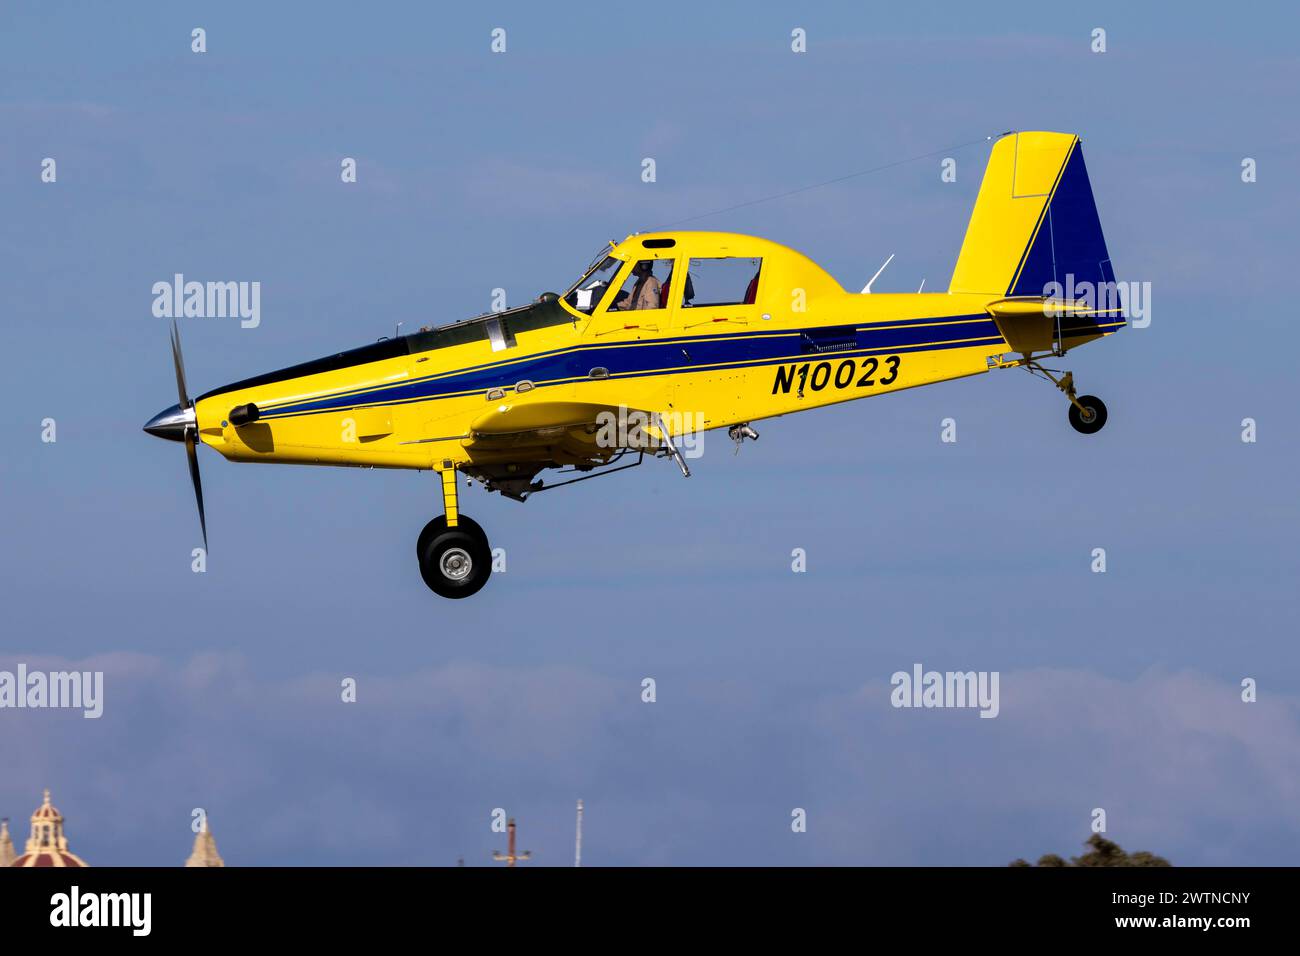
1066,391,1108,435
417,463,492,599
1023,362,1108,435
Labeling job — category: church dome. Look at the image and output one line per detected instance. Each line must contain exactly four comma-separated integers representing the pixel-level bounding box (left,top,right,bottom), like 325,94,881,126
10,789,89,868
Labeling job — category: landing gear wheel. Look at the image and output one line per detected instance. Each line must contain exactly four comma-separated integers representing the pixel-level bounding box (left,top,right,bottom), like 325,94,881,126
1068,395,1108,435
418,517,492,599
416,514,484,562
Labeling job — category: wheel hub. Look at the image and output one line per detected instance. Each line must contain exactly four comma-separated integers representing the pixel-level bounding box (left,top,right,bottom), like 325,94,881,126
1079,407,1095,423
440,547,473,580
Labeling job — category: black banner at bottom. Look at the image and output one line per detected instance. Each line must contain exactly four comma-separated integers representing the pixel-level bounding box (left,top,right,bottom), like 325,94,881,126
0,865,1283,940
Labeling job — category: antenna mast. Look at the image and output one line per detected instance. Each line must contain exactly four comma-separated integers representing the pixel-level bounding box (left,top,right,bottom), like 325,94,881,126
575,799,584,867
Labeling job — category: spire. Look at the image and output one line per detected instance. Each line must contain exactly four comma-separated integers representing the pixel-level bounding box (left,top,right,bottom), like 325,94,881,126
185,820,225,867
0,819,15,867
492,818,531,867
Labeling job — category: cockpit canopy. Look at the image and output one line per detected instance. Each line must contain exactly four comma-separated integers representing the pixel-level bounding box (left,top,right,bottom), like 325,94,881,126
563,255,622,315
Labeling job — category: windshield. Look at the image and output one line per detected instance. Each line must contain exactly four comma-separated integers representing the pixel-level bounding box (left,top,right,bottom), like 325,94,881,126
563,255,623,315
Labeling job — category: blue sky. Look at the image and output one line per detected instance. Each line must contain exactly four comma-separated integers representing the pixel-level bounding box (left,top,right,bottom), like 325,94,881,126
1,1,1297,866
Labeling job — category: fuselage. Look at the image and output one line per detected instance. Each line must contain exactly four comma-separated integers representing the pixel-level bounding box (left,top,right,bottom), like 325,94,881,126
189,231,1121,473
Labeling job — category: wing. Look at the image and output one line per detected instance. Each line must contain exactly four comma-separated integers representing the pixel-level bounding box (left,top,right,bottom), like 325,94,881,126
463,400,663,455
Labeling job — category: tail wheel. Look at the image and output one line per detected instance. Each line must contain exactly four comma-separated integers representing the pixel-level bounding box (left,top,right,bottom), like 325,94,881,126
1068,395,1108,435
418,517,492,599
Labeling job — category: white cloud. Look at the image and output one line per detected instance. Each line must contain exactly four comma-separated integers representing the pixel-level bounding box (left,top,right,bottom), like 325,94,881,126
0,653,1296,865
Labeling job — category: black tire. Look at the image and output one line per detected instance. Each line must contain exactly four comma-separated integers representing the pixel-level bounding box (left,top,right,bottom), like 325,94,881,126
416,514,484,562
1068,395,1108,434
418,521,492,599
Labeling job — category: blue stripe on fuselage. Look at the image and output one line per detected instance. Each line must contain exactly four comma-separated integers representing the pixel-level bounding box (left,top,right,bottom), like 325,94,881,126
257,314,1003,420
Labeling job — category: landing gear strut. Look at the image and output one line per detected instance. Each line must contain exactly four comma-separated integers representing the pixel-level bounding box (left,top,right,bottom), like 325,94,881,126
1023,362,1108,435
417,462,492,599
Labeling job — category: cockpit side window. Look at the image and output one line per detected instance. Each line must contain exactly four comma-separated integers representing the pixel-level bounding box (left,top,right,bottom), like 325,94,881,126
681,257,762,307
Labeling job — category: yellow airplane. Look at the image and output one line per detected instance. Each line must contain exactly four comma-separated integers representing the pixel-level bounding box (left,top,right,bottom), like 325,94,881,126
144,130,1123,598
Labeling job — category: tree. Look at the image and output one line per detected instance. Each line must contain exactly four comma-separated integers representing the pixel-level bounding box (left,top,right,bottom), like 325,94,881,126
1011,835,1170,867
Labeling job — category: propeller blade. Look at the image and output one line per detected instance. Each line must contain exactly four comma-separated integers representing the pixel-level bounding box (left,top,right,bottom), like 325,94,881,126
170,320,191,409
184,427,208,550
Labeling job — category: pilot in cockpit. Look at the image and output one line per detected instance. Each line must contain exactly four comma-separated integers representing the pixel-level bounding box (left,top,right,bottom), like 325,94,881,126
622,260,662,311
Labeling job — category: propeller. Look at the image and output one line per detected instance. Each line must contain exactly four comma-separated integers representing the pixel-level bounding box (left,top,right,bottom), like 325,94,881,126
143,321,207,549
171,322,207,550
183,431,208,552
